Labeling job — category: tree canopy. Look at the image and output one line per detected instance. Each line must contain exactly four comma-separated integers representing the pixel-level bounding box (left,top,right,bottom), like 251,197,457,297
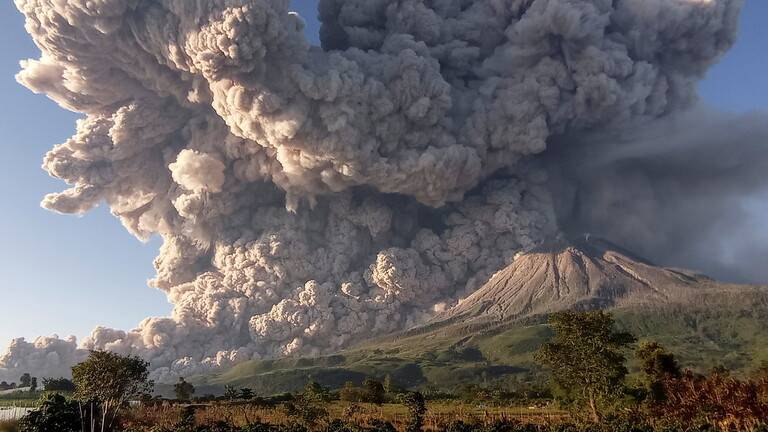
174,377,195,401
72,351,153,432
535,311,636,422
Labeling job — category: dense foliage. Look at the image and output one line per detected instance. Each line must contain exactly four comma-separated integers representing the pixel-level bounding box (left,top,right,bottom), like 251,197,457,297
12,312,768,432
43,377,77,392
17,393,79,432
535,311,635,422
174,378,195,402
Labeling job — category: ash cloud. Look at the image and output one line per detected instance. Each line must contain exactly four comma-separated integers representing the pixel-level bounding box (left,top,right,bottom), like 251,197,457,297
1,0,751,381
548,107,768,284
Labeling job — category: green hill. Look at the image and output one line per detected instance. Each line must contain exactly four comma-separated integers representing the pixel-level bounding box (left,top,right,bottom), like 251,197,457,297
179,239,768,397
180,301,768,397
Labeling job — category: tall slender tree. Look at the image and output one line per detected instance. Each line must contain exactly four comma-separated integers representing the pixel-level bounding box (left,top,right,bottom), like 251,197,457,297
535,311,636,422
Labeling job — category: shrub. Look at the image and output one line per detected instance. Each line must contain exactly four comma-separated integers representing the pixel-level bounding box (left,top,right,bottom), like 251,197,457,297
443,420,476,432
365,419,396,432
41,378,76,393
323,419,356,432
282,395,328,428
362,379,385,405
17,393,79,432
340,382,364,403
399,392,426,432
303,381,331,404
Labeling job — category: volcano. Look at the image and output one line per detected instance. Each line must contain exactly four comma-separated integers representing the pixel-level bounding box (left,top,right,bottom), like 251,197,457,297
432,235,726,326
183,238,768,395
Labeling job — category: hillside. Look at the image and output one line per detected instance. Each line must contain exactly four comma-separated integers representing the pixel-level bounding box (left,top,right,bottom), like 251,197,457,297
180,238,768,397
434,236,727,324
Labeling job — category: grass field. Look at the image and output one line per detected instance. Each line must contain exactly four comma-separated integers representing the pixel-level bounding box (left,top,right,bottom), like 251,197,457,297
0,391,71,408
122,400,568,432
0,398,39,408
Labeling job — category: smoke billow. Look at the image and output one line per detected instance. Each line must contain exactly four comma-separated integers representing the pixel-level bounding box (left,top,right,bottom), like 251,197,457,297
2,0,760,382
548,107,768,284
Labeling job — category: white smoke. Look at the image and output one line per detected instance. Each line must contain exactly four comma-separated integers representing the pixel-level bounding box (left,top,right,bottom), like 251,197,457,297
2,0,746,382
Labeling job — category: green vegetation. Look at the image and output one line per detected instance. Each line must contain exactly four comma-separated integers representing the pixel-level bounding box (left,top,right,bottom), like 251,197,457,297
43,378,76,393
10,311,768,432
399,391,426,432
0,392,43,409
535,311,636,422
174,302,768,397
173,378,195,402
17,393,79,432
71,351,154,432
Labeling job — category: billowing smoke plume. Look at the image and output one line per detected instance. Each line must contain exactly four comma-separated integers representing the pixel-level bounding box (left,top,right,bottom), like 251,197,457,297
1,0,752,381
548,107,768,284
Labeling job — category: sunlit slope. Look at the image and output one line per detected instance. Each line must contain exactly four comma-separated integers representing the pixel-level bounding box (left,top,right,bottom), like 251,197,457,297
183,239,768,396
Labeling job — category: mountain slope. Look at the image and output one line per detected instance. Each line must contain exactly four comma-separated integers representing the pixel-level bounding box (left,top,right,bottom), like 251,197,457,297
184,238,768,396
434,236,716,325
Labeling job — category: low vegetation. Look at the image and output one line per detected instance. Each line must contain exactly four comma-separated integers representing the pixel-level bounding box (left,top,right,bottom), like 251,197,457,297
5,311,768,432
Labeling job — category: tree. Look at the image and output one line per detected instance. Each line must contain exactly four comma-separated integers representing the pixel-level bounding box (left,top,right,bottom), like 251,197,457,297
43,377,76,392
224,385,238,400
20,373,31,388
18,393,80,432
363,378,386,405
30,377,37,392
535,311,636,422
303,380,330,403
383,374,395,394
636,341,681,403
174,377,196,402
399,391,426,432
283,397,328,428
239,387,254,400
340,381,362,402
72,350,154,432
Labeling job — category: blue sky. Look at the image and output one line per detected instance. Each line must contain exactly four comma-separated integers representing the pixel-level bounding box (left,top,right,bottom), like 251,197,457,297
0,1,765,346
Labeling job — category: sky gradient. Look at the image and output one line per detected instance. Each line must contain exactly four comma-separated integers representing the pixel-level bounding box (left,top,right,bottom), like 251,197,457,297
0,0,766,347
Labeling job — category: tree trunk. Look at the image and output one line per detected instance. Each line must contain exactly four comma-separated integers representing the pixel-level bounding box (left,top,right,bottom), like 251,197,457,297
78,401,86,432
101,403,108,432
107,399,123,431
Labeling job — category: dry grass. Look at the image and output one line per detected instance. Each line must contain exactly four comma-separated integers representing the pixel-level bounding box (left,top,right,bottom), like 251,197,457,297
0,419,19,432
121,401,568,431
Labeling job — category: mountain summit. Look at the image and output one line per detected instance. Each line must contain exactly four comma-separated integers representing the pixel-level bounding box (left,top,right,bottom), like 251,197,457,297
184,237,768,394
431,236,751,327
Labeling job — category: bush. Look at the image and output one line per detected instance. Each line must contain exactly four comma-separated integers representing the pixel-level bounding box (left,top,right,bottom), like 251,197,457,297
362,379,385,405
17,393,79,432
340,382,365,403
399,392,426,432
282,396,328,428
303,381,331,404
339,379,386,405
323,419,356,432
365,419,396,432
41,378,76,393
443,420,476,432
